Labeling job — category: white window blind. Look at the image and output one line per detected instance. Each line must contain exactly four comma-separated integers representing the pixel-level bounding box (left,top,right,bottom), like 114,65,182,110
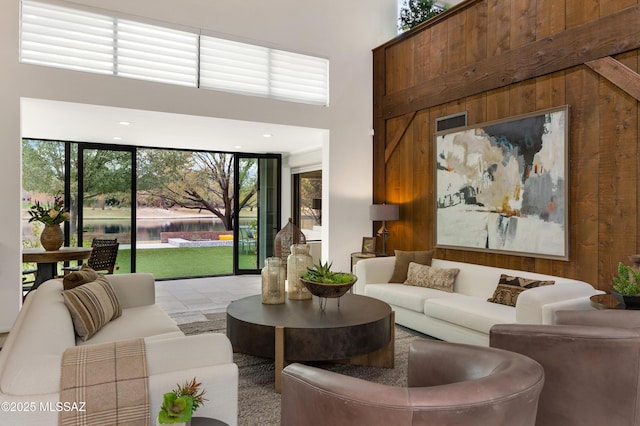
116,20,198,86
20,0,198,87
201,35,329,106
200,37,270,96
20,1,114,74
20,0,329,105
270,50,329,105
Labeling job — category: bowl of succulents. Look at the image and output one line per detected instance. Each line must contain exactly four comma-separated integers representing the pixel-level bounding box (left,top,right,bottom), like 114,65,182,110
300,261,357,306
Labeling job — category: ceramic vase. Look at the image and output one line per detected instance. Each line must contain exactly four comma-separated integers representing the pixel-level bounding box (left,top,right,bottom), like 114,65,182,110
40,223,64,251
274,218,306,271
261,257,285,304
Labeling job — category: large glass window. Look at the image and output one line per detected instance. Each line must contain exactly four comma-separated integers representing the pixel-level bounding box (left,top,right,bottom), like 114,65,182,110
21,140,281,279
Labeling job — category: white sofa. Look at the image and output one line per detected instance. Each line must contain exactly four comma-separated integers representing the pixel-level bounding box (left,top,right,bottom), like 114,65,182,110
354,256,604,346
0,274,238,425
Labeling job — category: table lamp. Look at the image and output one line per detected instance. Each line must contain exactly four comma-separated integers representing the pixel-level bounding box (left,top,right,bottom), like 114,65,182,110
369,204,399,255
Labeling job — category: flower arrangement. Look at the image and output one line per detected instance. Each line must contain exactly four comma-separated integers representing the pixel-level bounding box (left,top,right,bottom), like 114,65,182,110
158,378,207,424
27,195,69,225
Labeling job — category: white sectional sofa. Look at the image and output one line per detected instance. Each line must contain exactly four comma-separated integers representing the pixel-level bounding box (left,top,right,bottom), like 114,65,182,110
0,274,238,425
354,256,604,346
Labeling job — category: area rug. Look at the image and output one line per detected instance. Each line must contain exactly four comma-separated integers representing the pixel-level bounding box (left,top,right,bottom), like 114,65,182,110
176,312,421,426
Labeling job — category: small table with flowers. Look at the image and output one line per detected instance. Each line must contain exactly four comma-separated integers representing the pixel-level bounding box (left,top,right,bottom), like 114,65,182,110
22,247,93,289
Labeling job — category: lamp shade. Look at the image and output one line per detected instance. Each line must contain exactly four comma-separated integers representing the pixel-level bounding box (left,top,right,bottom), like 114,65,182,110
369,204,399,221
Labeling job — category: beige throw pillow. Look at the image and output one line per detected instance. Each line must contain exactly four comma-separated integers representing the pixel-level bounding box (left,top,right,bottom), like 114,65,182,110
62,275,122,341
404,262,459,293
389,250,434,283
488,274,555,307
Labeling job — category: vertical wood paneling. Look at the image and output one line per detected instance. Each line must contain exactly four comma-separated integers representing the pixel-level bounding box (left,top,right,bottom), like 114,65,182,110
566,66,600,284
465,0,488,64
428,24,447,80
597,75,637,287
385,42,413,93
412,110,431,250
510,0,536,48
385,115,409,252
487,0,510,56
446,11,467,70
536,0,566,38
565,0,600,28
413,32,431,87
375,0,640,287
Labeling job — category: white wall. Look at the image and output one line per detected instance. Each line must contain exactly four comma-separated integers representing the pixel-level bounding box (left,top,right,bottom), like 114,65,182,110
0,0,397,330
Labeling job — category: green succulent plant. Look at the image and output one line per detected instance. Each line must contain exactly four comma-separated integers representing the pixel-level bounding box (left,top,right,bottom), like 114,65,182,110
158,377,207,424
612,262,640,295
302,260,355,284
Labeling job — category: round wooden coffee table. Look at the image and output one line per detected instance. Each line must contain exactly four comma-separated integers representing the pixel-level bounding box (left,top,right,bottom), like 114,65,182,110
226,293,394,392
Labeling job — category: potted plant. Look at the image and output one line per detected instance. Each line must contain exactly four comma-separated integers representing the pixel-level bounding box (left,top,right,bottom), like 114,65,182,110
300,261,357,310
158,378,207,425
27,195,70,251
612,262,640,308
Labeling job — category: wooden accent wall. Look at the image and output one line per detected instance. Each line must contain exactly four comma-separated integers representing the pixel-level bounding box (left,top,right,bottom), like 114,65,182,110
373,0,640,291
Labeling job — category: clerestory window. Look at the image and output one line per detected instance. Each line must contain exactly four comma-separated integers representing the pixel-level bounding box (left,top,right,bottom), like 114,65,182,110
20,0,329,106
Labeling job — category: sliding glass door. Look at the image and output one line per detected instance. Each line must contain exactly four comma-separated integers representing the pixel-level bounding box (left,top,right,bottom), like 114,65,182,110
234,155,281,274
77,145,135,272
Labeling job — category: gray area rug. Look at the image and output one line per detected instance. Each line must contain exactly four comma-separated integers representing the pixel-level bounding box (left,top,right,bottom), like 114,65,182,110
177,312,422,426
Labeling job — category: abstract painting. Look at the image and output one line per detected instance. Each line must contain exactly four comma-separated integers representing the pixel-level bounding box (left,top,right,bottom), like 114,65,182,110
434,106,569,260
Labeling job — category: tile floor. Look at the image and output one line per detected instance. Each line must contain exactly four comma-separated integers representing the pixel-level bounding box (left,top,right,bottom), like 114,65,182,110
155,274,261,325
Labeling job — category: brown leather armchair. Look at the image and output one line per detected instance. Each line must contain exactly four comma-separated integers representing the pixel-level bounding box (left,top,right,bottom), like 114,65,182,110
491,310,640,426
281,339,544,426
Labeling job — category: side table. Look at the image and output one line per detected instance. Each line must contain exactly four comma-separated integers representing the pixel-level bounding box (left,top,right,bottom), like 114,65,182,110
350,252,376,273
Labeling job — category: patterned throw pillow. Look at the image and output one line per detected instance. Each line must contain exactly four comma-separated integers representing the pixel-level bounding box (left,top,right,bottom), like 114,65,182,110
488,274,555,307
404,262,459,293
389,250,434,283
62,275,122,341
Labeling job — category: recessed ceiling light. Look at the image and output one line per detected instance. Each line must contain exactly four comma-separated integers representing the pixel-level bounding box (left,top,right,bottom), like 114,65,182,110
119,121,132,126
263,133,273,138
113,136,122,140
234,145,243,149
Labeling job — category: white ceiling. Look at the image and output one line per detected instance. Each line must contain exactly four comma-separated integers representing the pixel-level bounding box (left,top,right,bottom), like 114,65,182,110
20,98,326,155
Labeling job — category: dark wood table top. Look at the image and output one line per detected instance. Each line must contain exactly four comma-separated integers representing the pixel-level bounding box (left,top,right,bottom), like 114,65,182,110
227,293,391,329
23,247,92,263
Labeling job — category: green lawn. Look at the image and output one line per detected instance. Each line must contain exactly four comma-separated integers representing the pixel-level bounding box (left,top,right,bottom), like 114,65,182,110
114,247,259,279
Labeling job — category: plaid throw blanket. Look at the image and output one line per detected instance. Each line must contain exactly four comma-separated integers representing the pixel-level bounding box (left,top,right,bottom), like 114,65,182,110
59,338,150,426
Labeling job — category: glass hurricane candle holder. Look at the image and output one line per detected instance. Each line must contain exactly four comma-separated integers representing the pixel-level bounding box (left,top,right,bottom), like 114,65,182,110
261,257,285,304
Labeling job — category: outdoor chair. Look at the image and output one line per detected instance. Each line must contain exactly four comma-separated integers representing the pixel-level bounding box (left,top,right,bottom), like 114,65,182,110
62,238,119,275
239,226,256,254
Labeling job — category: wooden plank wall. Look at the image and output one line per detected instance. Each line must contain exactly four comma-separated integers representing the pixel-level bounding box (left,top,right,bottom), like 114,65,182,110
373,0,640,291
